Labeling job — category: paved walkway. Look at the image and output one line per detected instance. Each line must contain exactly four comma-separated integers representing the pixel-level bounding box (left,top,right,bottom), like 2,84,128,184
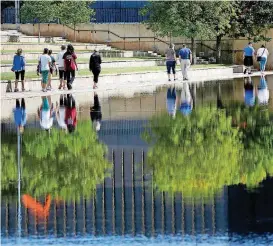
2,70,272,101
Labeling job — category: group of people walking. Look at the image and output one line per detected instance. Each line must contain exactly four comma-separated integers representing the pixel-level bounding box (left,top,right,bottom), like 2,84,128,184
11,44,102,92
13,92,102,134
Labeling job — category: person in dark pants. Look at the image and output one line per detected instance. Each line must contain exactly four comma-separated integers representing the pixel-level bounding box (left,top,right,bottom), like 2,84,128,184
89,49,102,89
65,94,77,133
90,92,102,131
63,44,78,90
165,44,176,81
13,98,27,133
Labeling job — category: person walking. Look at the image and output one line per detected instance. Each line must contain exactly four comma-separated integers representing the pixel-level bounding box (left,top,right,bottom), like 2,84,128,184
47,50,57,91
165,44,176,81
56,95,67,131
179,44,192,81
256,74,269,105
57,45,67,90
12,48,26,92
65,94,77,133
244,77,255,107
89,49,102,89
13,98,27,133
90,92,102,131
63,44,78,90
37,96,54,130
256,45,269,73
243,42,255,74
166,87,177,118
38,48,52,92
179,82,193,115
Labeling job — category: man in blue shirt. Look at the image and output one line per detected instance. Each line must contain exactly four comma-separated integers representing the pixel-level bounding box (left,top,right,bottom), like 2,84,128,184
243,42,255,74
179,44,192,80
180,82,193,115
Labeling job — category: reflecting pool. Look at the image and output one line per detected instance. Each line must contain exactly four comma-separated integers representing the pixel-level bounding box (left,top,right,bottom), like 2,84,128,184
1,75,273,245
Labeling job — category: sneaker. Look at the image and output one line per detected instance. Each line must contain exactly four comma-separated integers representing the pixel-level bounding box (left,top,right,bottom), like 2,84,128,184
168,79,171,82
42,88,47,92
47,86,51,91
248,72,252,75
174,78,176,81
244,69,247,74
14,88,19,92
67,83,72,90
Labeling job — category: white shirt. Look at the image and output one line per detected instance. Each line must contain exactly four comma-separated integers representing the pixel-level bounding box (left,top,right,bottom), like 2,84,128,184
57,50,65,69
56,107,67,129
257,48,269,58
258,88,269,105
40,110,53,129
40,54,51,71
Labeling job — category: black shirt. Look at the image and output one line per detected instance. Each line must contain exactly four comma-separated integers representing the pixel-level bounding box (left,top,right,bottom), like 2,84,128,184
89,52,102,70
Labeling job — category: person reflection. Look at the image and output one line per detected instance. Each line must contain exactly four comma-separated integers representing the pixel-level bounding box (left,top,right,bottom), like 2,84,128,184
257,75,269,105
90,92,102,132
56,94,67,131
179,82,193,115
38,96,54,131
13,98,27,133
166,86,177,118
244,76,255,107
65,94,77,133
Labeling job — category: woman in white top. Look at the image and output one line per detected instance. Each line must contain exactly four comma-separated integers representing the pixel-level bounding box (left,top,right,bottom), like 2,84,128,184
256,45,269,73
38,96,54,130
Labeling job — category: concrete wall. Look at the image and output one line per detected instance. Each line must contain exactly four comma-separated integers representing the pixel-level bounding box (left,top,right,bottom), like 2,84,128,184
2,23,273,69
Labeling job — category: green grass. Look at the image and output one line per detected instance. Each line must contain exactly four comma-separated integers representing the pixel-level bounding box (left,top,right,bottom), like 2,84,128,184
0,64,230,81
1,57,163,65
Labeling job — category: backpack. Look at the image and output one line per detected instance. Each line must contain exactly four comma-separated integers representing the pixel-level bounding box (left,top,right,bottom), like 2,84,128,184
64,53,76,71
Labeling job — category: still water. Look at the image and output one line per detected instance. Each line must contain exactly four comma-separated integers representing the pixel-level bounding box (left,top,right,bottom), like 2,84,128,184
1,75,273,245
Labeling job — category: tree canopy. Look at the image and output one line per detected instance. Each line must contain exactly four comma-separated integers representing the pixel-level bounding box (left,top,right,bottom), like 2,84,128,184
1,121,110,202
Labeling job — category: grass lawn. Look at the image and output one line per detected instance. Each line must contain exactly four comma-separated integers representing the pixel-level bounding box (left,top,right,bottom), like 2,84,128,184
1,57,163,65
1,64,230,81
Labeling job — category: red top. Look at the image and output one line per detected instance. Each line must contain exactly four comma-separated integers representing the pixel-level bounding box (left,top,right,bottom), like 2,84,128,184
65,108,77,127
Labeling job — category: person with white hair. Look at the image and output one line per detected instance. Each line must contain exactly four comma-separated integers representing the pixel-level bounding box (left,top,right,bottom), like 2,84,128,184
90,92,102,132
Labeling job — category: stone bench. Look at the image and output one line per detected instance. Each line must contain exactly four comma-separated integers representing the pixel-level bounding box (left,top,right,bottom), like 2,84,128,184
44,37,54,43
7,35,20,43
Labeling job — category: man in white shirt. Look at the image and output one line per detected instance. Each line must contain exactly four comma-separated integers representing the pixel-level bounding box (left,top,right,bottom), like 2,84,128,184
57,45,66,89
256,45,269,73
39,48,51,92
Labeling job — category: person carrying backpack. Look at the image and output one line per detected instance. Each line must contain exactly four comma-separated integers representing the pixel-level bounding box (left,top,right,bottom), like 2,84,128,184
63,44,78,90
12,48,26,92
48,50,57,91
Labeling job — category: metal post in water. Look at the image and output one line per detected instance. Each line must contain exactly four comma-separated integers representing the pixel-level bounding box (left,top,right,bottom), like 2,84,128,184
17,130,22,238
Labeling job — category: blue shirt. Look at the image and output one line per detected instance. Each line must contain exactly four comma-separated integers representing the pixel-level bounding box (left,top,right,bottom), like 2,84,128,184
13,108,27,126
180,102,192,115
12,55,25,71
179,48,191,59
243,46,254,57
244,89,255,107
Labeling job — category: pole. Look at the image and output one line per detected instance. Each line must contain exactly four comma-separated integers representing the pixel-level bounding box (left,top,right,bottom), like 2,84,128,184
17,129,22,239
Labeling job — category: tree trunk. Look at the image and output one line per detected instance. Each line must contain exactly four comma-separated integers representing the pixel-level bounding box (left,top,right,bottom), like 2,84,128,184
216,35,222,64
74,24,76,42
38,23,41,44
191,37,196,65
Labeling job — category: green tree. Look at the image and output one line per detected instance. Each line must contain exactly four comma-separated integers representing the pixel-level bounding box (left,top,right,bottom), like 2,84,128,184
20,1,58,43
1,121,111,202
142,1,215,64
58,1,94,42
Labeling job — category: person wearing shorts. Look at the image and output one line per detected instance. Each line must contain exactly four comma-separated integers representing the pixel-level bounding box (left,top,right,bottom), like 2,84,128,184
165,44,176,81
48,49,57,91
39,48,52,92
12,48,26,92
57,45,67,90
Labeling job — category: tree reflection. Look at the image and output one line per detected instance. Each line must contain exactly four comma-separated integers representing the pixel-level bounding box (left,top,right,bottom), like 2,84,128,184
1,121,111,202
144,103,273,199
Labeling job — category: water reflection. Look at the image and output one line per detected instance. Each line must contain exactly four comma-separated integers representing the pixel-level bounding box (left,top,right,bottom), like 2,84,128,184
38,96,54,131
1,76,273,244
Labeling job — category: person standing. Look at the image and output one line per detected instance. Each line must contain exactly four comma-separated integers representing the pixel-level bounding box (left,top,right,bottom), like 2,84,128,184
179,82,193,115
89,49,102,89
90,92,102,131
166,87,177,118
256,74,269,105
243,42,255,74
38,48,51,92
256,45,269,73
65,94,77,133
57,45,67,90
13,98,27,133
179,44,192,81
47,50,57,91
165,44,176,81
244,77,255,107
63,44,78,90
37,96,54,130
12,48,26,92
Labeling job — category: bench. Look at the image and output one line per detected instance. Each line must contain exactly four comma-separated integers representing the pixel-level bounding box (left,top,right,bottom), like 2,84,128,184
8,35,20,43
